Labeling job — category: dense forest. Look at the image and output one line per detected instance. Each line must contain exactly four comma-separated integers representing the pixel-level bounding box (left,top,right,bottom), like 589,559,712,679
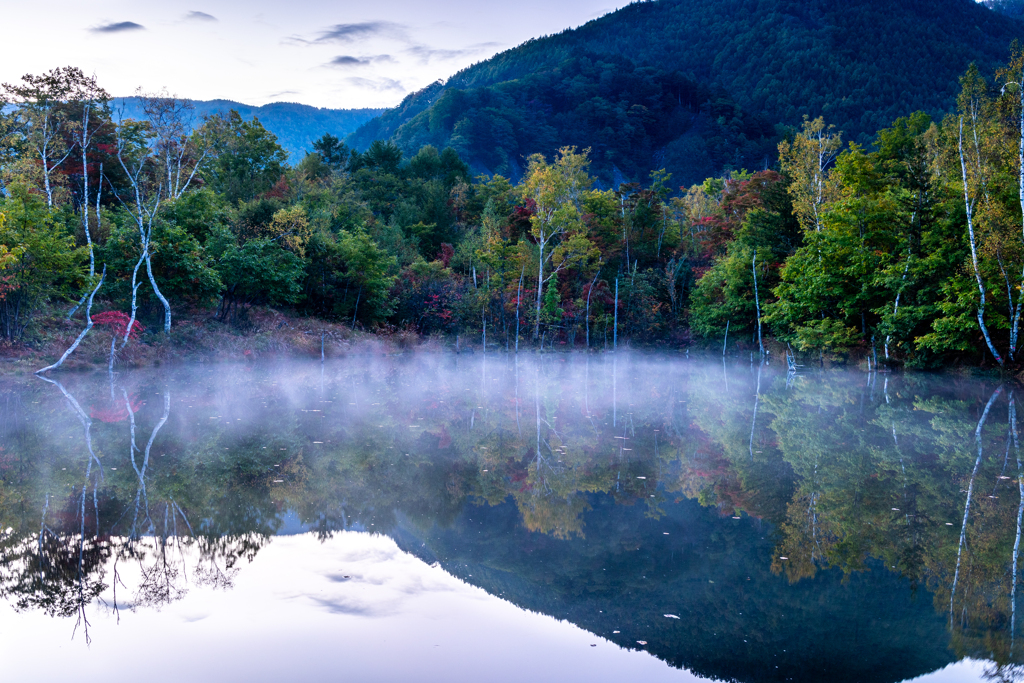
12,38,1024,369
345,54,779,185
350,0,1024,182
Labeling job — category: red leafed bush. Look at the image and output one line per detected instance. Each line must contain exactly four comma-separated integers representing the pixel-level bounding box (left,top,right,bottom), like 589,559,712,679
92,311,145,341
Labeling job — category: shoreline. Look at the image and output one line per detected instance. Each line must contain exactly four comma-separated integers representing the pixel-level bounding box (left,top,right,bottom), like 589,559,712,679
0,305,1013,379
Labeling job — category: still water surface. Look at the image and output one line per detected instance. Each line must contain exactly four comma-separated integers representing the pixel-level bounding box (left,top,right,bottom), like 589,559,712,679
0,355,1017,682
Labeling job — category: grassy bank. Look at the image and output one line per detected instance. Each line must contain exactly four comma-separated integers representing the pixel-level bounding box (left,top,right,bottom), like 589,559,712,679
0,305,435,374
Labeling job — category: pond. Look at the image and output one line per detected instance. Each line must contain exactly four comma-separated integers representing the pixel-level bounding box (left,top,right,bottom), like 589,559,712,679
0,354,1016,682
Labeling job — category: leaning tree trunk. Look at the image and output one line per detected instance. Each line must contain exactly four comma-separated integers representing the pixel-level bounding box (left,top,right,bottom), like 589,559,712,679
37,266,106,374
959,117,1003,365
145,252,171,333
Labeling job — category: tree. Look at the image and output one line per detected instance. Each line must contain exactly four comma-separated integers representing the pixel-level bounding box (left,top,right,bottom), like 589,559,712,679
110,115,172,334
311,133,349,171
214,238,304,324
953,65,1004,365
778,117,842,234
139,89,206,199
0,185,87,340
520,147,595,340
66,70,109,281
2,67,84,208
199,111,286,204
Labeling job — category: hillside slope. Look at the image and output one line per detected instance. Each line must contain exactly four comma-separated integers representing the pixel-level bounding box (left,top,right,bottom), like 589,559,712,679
448,0,1024,139
348,0,1024,184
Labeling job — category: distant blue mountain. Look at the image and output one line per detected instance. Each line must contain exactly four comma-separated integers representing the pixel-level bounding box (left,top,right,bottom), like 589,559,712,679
113,98,384,161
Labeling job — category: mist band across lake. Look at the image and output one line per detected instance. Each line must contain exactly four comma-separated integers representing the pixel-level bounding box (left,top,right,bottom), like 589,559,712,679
0,354,1016,682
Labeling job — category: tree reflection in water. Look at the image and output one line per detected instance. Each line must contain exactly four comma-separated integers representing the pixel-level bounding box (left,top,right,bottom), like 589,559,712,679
0,355,1023,681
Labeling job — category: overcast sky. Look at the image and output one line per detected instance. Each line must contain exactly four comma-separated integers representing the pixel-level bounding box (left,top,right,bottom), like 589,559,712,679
0,1,629,110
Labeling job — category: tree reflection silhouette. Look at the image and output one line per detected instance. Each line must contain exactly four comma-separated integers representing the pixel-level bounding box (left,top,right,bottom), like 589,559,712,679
0,357,1023,679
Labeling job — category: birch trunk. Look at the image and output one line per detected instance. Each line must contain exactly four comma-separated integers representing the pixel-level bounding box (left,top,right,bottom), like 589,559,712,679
81,104,94,278
516,266,524,353
959,117,1004,365
753,249,763,357
36,266,105,374
146,251,171,334
585,265,600,349
535,235,545,341
885,255,911,359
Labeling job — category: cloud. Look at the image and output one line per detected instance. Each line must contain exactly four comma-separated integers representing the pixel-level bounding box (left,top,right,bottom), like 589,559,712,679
324,54,394,68
405,42,501,64
185,11,217,22
266,90,300,99
328,56,370,67
342,77,405,93
289,21,406,46
90,21,145,34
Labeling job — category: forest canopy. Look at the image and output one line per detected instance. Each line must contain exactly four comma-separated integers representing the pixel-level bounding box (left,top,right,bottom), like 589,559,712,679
8,42,1024,369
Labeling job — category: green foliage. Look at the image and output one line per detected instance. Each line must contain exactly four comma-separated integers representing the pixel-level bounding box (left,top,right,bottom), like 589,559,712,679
159,188,232,245
215,238,304,323
201,110,288,204
301,228,397,326
349,55,776,187
100,214,222,311
0,186,86,339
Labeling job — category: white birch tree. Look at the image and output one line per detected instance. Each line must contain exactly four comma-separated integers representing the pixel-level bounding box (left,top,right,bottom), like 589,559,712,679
110,114,172,333
521,147,597,341
2,68,81,208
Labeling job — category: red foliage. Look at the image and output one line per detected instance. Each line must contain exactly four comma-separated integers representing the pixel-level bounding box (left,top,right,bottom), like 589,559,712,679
90,393,143,423
437,243,454,268
510,198,536,241
694,170,786,260
264,176,290,199
92,311,144,341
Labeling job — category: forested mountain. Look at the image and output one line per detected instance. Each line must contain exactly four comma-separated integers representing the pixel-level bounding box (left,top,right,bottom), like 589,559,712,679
348,0,1024,184
347,55,778,186
114,98,383,161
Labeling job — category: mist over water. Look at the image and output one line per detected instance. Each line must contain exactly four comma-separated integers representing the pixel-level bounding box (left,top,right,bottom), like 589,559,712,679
0,354,1018,682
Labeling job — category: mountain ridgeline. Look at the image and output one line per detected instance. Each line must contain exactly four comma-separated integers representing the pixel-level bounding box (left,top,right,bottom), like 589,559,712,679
347,0,1024,186
114,98,383,162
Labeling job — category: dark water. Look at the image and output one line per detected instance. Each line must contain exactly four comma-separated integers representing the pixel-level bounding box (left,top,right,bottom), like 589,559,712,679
0,355,1018,682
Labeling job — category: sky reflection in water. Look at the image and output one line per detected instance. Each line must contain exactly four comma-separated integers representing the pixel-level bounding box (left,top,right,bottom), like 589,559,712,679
0,354,1017,682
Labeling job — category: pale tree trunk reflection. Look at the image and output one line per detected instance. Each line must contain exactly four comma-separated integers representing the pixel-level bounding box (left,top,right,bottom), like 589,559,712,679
952,385,1003,627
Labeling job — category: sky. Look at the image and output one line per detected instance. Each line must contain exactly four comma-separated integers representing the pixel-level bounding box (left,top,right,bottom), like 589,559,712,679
0,531,703,682
0,0,629,110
